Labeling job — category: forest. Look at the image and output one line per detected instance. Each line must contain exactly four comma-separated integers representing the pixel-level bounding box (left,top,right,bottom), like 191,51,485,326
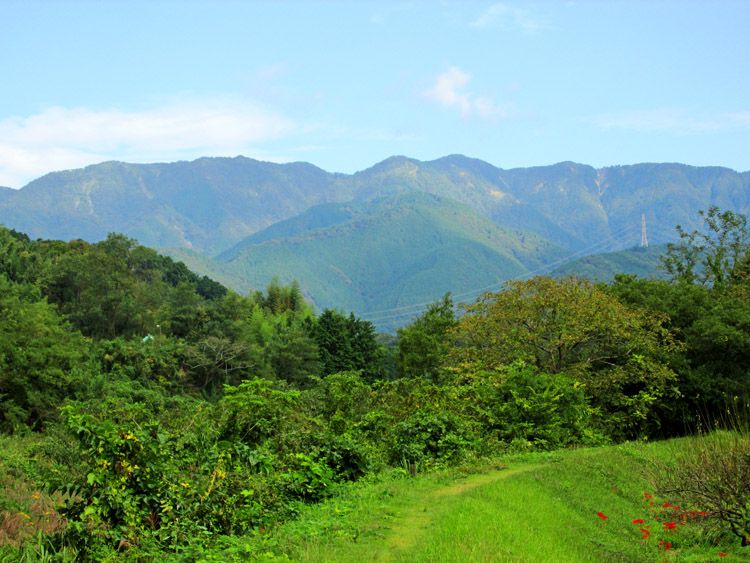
0,207,749,560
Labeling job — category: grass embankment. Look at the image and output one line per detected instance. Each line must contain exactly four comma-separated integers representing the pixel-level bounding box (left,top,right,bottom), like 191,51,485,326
252,440,746,562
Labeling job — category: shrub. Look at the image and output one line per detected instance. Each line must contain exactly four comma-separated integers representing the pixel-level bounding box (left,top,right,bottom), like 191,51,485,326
654,426,750,546
457,362,603,450
389,411,476,466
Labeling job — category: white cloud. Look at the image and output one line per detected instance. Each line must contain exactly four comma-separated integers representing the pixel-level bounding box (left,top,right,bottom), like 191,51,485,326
471,3,546,33
425,67,510,120
0,98,297,187
592,108,750,134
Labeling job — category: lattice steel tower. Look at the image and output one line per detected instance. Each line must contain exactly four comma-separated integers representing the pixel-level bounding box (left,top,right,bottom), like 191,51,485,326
641,213,649,248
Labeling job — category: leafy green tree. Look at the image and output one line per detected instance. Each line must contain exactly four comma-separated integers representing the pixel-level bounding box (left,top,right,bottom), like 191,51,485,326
0,226,47,285
397,293,456,380
44,236,157,338
311,309,382,380
0,275,90,430
253,278,307,315
662,207,750,288
268,320,321,387
450,277,679,439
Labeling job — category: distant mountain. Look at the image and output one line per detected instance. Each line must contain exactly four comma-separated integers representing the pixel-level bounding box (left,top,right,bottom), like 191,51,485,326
0,158,350,255
0,187,13,203
211,192,564,329
551,244,668,282
1,156,747,259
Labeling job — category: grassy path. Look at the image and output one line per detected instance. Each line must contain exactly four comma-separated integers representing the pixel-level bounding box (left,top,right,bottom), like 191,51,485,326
262,442,742,562
380,465,539,560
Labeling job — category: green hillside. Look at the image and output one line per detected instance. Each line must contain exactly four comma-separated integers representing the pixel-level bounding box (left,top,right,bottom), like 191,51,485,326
551,244,668,282
216,192,564,329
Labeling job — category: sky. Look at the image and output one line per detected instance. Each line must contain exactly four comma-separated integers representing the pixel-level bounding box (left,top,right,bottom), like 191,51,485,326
1,0,749,188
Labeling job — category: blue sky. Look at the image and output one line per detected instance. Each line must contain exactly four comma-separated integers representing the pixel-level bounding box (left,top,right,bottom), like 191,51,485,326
1,0,748,187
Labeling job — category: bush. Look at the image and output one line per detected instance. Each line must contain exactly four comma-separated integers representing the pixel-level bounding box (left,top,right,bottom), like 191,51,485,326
458,362,603,450
389,411,476,466
654,423,750,546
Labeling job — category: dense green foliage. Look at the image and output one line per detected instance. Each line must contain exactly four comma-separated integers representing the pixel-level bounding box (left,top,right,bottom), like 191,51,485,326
1,206,749,559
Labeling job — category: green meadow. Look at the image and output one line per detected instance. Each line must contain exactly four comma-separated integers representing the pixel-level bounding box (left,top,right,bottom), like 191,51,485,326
250,439,745,562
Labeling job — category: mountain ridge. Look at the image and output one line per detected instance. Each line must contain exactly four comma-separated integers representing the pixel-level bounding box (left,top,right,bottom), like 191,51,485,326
1,155,748,257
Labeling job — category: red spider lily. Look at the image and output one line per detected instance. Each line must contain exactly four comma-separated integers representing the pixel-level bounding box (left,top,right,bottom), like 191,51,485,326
640,528,651,539
662,502,673,508
663,521,677,531
632,518,645,524
658,539,673,550
597,511,608,520
719,553,727,557
644,493,653,499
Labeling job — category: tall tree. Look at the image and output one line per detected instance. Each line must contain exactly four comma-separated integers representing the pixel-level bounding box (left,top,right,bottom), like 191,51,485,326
449,277,679,439
311,309,382,380
397,293,456,380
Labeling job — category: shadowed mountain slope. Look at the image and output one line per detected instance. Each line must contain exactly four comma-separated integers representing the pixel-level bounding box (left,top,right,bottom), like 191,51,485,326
211,192,564,328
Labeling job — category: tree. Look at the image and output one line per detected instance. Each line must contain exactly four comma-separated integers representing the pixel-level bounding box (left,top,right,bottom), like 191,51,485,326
311,310,382,380
662,207,750,289
0,275,89,430
253,278,308,315
397,293,456,380
449,277,679,439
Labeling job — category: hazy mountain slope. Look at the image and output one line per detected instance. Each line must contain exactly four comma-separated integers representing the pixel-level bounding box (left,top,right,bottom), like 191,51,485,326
1,155,748,261
0,157,349,254
551,244,667,282
215,192,564,328
599,163,750,246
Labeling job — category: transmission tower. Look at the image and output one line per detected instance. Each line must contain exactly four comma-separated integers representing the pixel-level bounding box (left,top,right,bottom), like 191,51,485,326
640,213,649,248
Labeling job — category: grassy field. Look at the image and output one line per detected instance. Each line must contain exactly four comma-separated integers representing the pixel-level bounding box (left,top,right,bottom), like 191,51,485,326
2,435,748,561
245,440,746,562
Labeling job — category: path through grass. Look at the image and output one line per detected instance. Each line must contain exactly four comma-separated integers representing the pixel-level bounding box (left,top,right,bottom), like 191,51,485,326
247,440,745,562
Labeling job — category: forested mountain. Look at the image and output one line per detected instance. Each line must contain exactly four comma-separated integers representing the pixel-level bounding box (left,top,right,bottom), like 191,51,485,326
209,192,563,323
0,158,350,255
1,156,747,257
551,244,668,282
1,156,748,328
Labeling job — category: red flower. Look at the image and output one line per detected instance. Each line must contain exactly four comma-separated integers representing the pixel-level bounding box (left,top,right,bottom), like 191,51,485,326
665,542,673,550
597,511,608,520
641,528,651,539
662,502,673,508
663,521,677,531
719,553,727,557
644,493,653,499
632,518,645,524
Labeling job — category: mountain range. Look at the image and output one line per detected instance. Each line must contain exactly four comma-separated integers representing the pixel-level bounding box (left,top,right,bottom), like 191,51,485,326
0,155,747,329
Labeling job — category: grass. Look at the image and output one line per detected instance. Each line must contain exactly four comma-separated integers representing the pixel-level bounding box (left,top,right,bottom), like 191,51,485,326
2,434,748,561
242,440,748,562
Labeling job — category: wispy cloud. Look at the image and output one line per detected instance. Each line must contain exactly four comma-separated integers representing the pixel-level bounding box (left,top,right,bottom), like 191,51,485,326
592,108,750,134
0,98,297,187
425,67,510,120
471,3,547,33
